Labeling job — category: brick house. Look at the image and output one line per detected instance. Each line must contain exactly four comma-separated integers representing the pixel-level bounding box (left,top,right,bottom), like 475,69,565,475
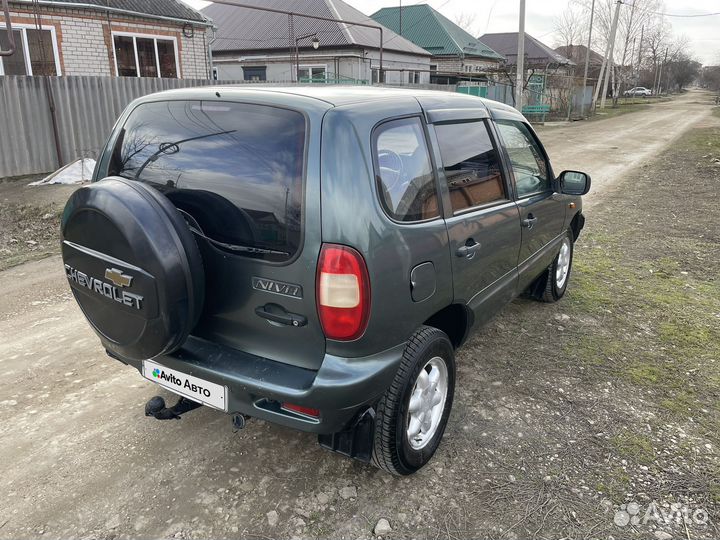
0,0,212,78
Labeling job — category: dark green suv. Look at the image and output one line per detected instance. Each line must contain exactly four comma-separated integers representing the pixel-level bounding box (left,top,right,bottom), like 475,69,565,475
61,86,589,475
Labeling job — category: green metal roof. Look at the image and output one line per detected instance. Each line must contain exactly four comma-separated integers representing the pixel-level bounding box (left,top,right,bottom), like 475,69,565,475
371,4,504,62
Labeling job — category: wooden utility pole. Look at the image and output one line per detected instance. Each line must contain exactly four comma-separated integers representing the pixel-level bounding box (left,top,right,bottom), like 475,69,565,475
599,0,622,109
657,47,668,93
515,0,526,111
580,0,595,116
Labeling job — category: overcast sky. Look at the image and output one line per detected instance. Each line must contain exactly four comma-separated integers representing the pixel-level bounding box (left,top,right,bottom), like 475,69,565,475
182,0,720,65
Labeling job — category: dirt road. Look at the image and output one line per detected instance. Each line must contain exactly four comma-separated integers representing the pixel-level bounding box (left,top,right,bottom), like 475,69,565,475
0,91,717,540
536,91,712,203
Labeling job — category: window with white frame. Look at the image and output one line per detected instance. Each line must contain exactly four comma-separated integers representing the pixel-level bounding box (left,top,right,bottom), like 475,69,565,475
112,32,179,78
0,24,61,76
297,65,326,82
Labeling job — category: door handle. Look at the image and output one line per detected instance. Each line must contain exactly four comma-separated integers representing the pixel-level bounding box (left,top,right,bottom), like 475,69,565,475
522,215,538,229
255,304,307,327
456,240,482,258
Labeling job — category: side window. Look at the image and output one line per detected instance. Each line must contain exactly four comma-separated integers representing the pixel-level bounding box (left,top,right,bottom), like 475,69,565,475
496,120,550,198
374,117,440,222
435,120,507,212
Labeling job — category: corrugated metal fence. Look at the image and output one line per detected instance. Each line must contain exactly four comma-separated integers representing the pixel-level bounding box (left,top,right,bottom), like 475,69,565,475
2,76,468,178
0,76,243,178
1,76,593,178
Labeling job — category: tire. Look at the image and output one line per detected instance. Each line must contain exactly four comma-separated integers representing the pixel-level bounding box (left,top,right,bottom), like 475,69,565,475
61,176,205,360
533,231,574,303
372,326,455,475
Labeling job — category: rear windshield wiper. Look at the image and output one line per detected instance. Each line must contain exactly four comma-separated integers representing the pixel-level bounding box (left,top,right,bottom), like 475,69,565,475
178,209,290,257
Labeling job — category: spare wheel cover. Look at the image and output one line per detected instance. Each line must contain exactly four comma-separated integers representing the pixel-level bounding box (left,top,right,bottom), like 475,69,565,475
60,176,204,360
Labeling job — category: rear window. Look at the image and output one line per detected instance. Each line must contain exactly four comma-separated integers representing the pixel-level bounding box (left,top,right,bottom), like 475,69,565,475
373,117,439,222
108,100,306,262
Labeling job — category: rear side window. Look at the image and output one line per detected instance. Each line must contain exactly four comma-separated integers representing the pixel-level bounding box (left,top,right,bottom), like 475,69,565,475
108,100,306,262
373,117,440,222
434,120,506,212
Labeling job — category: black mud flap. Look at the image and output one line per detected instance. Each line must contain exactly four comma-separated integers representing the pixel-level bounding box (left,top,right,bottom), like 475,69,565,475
318,408,375,463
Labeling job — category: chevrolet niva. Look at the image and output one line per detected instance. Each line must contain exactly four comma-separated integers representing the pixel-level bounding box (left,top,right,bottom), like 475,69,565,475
61,87,589,475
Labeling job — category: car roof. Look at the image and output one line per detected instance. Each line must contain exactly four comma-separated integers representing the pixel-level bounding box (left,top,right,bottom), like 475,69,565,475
140,85,515,115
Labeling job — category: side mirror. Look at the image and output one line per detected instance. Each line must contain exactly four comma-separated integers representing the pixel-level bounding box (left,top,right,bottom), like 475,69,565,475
558,170,591,196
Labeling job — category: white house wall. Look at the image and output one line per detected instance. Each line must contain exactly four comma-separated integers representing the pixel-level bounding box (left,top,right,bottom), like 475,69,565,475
213,48,430,84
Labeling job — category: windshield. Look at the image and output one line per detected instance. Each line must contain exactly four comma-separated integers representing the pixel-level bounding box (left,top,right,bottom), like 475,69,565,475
108,100,306,262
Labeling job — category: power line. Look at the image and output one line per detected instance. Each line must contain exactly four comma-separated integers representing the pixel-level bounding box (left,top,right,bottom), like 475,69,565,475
650,10,720,18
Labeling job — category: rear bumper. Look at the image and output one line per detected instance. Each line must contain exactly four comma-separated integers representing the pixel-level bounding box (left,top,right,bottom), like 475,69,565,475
111,336,406,434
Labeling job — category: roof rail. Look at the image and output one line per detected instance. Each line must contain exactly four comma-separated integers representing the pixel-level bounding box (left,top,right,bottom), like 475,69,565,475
0,0,16,56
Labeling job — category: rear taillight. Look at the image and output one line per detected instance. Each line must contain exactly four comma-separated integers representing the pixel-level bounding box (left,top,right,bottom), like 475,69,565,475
316,244,370,341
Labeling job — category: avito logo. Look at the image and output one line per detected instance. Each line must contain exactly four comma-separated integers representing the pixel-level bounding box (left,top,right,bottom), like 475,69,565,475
151,368,212,398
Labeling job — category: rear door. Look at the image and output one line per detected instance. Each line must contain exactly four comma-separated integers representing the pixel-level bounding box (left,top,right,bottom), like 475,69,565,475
494,119,566,290
101,98,328,370
428,114,521,327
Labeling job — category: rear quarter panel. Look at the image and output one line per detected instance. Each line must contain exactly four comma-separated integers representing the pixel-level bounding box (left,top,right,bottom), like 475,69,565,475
321,98,454,358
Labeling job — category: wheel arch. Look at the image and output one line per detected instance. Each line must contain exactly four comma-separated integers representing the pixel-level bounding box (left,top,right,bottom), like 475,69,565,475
423,303,473,349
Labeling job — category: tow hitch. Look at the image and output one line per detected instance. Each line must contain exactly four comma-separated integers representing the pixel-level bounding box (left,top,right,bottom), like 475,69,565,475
145,395,202,420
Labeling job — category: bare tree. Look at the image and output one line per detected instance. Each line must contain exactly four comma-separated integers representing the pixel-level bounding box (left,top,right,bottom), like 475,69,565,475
553,4,586,49
454,11,478,36
572,0,663,64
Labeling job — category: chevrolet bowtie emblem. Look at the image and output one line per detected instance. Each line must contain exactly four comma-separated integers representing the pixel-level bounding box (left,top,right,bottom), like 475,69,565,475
104,267,133,288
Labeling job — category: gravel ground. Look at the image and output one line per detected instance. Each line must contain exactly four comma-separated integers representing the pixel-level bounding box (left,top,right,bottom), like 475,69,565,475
0,90,717,540
0,175,76,271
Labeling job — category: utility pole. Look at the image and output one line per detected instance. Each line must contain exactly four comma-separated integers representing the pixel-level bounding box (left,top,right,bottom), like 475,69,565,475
399,0,402,36
637,24,644,76
599,0,622,109
580,0,595,117
515,0,526,111
651,50,660,94
657,47,668,94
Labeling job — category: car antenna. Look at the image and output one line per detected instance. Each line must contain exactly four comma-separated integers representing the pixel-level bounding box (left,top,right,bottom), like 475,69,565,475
216,91,221,98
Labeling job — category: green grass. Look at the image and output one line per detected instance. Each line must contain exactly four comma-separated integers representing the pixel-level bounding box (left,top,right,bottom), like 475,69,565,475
612,432,656,465
595,467,632,501
588,96,674,122
569,239,720,396
589,102,650,121
558,121,720,457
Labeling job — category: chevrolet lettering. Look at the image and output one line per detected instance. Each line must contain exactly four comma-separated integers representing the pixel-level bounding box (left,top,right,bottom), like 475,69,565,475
64,264,143,310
